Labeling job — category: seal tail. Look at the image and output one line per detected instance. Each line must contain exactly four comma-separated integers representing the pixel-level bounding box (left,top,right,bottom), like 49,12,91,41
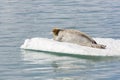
91,44,106,49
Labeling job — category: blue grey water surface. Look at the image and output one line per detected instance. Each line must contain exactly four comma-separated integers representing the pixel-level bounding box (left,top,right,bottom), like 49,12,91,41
0,0,120,80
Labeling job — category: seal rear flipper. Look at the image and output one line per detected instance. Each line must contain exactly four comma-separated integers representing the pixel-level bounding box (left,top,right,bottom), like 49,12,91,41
91,44,106,49
92,40,97,44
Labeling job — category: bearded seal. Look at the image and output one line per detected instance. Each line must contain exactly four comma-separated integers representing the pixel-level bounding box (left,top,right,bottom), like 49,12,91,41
52,28,106,49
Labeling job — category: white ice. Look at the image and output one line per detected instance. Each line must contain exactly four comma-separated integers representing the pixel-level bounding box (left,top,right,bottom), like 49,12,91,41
21,37,120,56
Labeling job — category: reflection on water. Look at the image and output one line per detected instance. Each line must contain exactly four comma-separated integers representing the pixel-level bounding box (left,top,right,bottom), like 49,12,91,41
21,50,120,80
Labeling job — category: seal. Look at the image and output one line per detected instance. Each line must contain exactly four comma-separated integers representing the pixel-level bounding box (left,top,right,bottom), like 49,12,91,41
52,28,106,49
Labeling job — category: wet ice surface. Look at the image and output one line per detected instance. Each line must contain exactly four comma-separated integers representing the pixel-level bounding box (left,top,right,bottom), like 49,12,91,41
21,37,120,56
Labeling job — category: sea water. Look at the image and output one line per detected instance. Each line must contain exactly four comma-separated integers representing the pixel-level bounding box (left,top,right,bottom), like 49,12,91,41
0,0,120,80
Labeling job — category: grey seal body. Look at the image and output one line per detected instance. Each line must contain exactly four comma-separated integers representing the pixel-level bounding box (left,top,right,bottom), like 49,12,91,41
52,28,106,49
